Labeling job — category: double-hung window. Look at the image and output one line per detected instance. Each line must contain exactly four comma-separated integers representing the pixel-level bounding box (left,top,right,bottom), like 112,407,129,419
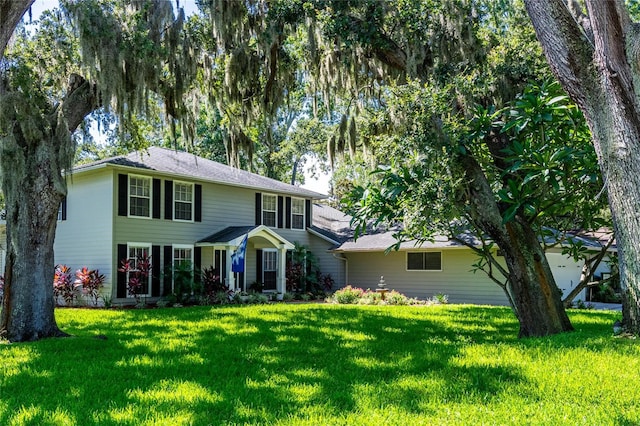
407,252,442,271
173,245,194,293
262,194,277,227
174,182,194,221
127,244,152,296
291,198,305,230
129,175,151,218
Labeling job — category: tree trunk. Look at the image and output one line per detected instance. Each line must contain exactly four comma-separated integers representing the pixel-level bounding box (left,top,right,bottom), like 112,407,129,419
459,153,573,337
0,74,96,342
501,219,574,337
0,129,67,341
524,0,640,333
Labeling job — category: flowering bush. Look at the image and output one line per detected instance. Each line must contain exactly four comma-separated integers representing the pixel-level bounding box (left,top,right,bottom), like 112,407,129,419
74,267,106,307
385,290,410,305
54,265,76,306
331,285,365,304
329,286,432,306
118,254,151,305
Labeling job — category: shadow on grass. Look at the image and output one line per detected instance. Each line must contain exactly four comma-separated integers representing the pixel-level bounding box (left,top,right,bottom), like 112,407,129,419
0,304,626,424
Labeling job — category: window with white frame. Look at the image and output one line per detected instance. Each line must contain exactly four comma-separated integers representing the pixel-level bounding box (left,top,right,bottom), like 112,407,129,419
407,252,442,271
127,244,152,296
262,194,277,227
291,198,305,230
173,245,194,293
174,181,194,221
129,175,151,217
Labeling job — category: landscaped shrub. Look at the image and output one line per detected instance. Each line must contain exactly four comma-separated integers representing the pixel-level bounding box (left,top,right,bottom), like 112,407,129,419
118,254,151,305
431,293,449,304
331,285,365,304
329,286,434,306
385,290,410,305
74,267,106,307
198,266,230,305
54,265,76,306
358,290,383,305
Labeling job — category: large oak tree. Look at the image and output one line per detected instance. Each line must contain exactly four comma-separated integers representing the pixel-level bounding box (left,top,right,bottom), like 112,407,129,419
0,0,195,341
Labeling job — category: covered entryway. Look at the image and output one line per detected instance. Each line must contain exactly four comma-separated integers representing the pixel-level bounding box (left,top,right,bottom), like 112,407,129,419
196,225,294,294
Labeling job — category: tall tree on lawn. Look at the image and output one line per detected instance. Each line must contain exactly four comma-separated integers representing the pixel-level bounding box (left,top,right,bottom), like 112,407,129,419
524,0,640,333
0,0,196,341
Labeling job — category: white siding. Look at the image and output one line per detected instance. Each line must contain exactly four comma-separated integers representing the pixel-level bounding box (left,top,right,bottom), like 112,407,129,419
54,170,114,302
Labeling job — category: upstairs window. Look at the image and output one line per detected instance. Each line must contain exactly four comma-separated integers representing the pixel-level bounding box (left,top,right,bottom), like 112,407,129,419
407,252,442,271
262,194,277,227
174,182,194,221
129,175,151,218
291,198,305,230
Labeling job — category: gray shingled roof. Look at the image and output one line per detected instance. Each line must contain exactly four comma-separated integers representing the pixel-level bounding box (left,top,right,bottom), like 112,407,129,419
310,203,353,244
311,203,481,251
73,147,326,199
197,226,256,244
334,230,482,252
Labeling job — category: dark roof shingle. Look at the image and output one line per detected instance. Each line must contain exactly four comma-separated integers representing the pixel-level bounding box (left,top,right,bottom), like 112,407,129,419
74,147,325,199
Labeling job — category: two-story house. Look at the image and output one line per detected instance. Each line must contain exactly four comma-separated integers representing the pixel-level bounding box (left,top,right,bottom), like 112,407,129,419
52,147,345,303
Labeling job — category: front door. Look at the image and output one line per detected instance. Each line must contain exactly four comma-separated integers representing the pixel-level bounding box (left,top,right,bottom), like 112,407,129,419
262,250,277,291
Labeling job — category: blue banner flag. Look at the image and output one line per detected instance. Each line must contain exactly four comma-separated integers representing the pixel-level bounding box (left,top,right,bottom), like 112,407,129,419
231,235,248,273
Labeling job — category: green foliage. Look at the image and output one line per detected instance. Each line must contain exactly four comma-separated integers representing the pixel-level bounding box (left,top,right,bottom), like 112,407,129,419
347,81,605,262
286,242,328,293
1,305,636,424
488,81,604,229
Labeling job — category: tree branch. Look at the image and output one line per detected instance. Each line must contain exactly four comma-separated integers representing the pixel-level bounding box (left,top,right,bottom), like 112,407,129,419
59,73,99,132
0,0,33,61
524,0,596,111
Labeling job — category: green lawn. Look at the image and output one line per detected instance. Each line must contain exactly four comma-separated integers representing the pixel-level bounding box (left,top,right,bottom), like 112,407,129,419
1,304,638,425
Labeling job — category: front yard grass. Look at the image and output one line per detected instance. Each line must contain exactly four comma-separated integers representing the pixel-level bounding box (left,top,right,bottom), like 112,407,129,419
1,304,638,425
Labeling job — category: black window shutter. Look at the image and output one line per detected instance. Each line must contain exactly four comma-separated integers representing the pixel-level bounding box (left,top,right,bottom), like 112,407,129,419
194,246,202,285
305,199,312,228
61,196,67,221
255,193,262,225
118,174,128,216
152,245,161,296
277,196,284,228
164,180,173,220
152,179,161,219
221,250,227,284
285,197,292,229
117,244,127,298
164,245,173,295
214,250,221,276
256,249,263,283
195,184,202,222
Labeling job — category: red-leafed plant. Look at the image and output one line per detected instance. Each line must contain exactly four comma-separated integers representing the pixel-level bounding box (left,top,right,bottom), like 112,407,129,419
53,264,76,306
74,267,106,307
118,254,151,305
